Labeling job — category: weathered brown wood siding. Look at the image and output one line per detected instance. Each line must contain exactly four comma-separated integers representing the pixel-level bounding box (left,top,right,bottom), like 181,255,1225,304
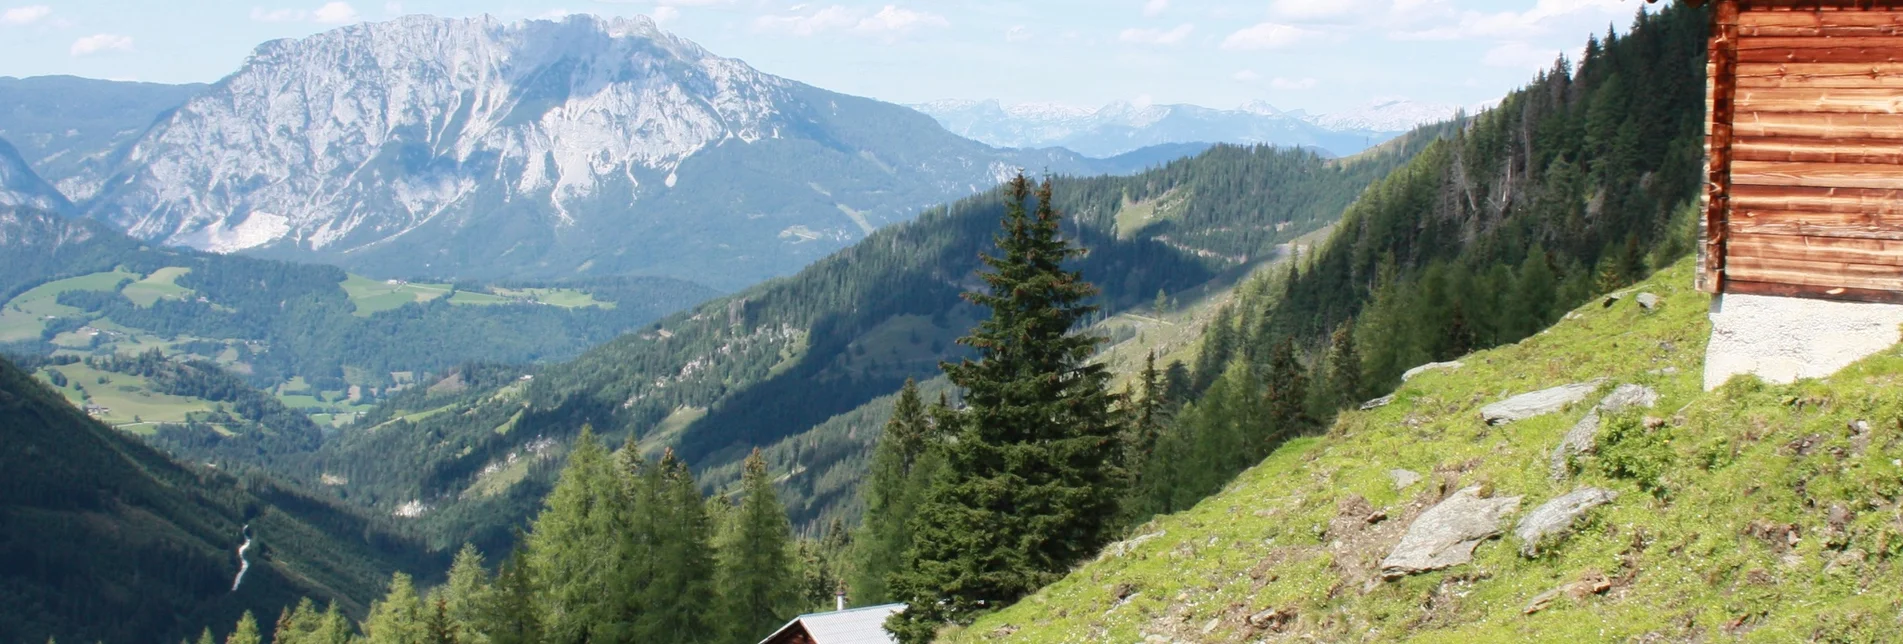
1711,2,1903,302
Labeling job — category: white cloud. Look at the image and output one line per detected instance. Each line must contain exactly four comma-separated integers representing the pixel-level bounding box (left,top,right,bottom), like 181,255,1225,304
1270,0,1374,23
1396,0,1621,40
250,2,360,24
1221,22,1314,50
754,4,947,39
1119,23,1193,45
312,2,359,23
2,4,51,25
1232,69,1261,82
1481,40,1566,70
1004,25,1031,42
1271,76,1319,90
70,33,134,56
754,5,857,36
1141,0,1168,18
856,5,949,34
653,6,680,23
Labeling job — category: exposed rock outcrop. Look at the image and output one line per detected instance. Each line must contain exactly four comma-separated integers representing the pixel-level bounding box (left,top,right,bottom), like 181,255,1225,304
1480,380,1604,425
1381,486,1521,578
1515,487,1617,557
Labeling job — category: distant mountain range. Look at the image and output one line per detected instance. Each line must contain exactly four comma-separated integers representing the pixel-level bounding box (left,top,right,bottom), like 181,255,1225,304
0,75,207,203
0,137,71,213
910,98,1468,158
11,15,1164,290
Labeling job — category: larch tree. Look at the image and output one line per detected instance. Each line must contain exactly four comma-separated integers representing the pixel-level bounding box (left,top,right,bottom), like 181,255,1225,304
438,544,489,643
888,174,1122,643
526,427,632,643
637,449,720,643
716,449,799,644
363,573,427,644
225,612,260,644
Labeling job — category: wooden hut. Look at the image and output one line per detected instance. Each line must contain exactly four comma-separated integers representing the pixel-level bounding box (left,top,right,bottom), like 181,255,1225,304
1657,0,1903,301
757,604,905,644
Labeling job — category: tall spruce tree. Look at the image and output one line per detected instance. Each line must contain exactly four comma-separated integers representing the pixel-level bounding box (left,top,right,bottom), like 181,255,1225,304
1323,320,1364,409
638,449,719,643
850,378,930,604
717,449,799,644
888,175,1121,642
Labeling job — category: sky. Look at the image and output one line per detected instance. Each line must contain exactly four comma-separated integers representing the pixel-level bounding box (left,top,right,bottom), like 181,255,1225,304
0,0,1652,114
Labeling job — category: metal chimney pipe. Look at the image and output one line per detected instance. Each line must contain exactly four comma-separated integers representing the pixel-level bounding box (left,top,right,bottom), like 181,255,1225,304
835,590,846,612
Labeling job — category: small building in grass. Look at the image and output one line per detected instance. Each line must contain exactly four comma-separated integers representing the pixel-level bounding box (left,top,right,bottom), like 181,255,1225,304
757,603,905,644
1649,0,1903,388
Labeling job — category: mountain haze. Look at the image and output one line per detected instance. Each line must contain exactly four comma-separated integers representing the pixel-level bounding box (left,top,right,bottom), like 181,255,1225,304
911,98,1463,158
78,14,1171,289
0,75,205,202
0,138,71,214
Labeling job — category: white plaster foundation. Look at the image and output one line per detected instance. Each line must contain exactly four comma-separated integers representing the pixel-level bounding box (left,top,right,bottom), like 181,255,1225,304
1704,292,1903,390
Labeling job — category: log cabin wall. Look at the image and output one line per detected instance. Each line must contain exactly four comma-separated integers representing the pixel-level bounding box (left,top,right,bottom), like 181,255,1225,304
1706,0,1903,303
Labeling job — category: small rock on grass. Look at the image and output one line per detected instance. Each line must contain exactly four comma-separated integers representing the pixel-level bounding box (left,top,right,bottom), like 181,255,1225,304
1389,469,1423,490
1402,360,1464,382
1481,379,1605,425
1380,486,1522,578
1636,292,1661,311
1515,487,1618,557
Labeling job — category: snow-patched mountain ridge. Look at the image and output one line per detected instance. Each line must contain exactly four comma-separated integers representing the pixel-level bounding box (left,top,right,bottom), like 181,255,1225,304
82,14,1144,288
911,98,1469,158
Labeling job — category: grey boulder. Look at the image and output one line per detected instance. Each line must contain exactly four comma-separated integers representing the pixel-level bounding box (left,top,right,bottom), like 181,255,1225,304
1480,380,1605,425
1550,384,1660,478
1380,486,1522,578
1515,487,1617,557
1401,361,1464,382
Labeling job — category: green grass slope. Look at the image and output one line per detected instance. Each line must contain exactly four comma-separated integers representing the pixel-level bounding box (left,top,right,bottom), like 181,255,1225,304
954,260,1903,643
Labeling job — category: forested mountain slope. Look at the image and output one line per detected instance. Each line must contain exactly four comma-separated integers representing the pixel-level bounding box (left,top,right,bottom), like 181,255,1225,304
0,356,426,644
1,206,714,396
1256,5,1708,391
954,260,1903,643
309,138,1447,552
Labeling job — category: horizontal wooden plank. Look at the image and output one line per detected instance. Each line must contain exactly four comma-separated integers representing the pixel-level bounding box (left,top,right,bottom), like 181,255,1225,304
1737,62,1903,88
1734,112,1903,139
1724,278,1903,304
1727,255,1903,292
1729,211,1903,241
1740,11,1903,38
1739,36,1903,51
1733,136,1903,163
1736,87,1903,113
1733,160,1903,189
1728,231,1903,266
1737,45,1903,65
1732,184,1903,214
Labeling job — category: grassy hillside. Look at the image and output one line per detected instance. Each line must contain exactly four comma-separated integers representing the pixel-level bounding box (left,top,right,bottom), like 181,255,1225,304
0,356,428,643
949,260,1903,643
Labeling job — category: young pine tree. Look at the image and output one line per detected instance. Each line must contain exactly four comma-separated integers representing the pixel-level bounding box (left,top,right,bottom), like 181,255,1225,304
424,597,458,644
1323,319,1364,409
363,573,427,644
716,449,799,644
849,378,930,604
636,449,719,643
477,545,542,644
438,544,489,643
888,175,1122,643
225,612,260,644
526,427,634,643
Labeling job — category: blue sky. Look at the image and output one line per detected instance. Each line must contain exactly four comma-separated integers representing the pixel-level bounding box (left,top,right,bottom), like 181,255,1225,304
0,0,1650,113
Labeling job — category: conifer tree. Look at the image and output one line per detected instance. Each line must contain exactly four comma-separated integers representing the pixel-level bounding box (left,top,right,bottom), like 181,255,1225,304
637,449,719,643
477,545,541,644
888,175,1121,642
439,544,489,643
1264,337,1309,436
364,572,427,644
424,597,458,644
1323,320,1364,409
196,628,215,644
526,427,631,643
850,378,930,604
226,612,260,644
717,449,799,644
